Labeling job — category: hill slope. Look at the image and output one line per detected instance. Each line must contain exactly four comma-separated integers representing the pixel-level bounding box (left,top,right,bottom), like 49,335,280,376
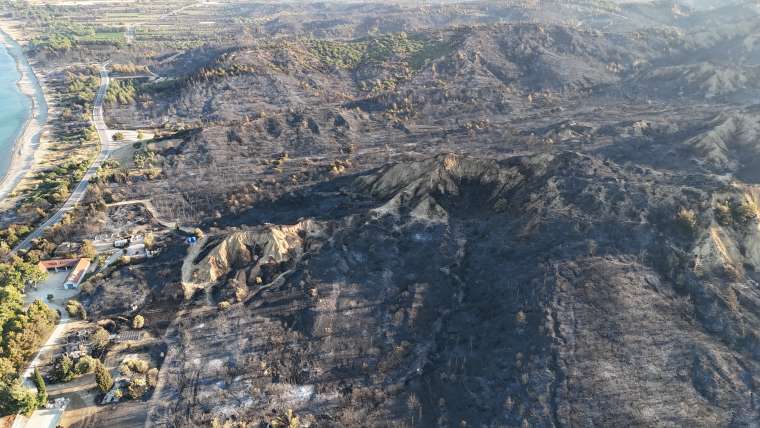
146,152,760,427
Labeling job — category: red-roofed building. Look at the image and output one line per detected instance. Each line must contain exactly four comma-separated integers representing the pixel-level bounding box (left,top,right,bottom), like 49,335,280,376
37,258,79,272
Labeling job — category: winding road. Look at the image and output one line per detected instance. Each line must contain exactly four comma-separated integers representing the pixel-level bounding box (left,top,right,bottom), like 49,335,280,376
12,63,113,254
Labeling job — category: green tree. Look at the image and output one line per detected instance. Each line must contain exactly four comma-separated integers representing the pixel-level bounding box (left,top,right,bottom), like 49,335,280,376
3,300,58,370
33,368,47,406
51,355,74,383
95,362,113,393
14,261,47,286
0,379,38,416
0,358,15,382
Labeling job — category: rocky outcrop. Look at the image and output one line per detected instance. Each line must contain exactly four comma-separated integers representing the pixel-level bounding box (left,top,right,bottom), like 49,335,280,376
189,220,325,285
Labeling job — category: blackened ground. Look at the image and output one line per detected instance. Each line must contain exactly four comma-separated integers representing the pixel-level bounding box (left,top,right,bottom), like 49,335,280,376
147,152,760,427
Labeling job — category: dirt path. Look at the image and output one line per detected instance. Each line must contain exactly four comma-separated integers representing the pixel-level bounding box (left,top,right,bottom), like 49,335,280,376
107,199,194,233
180,235,207,299
107,197,206,297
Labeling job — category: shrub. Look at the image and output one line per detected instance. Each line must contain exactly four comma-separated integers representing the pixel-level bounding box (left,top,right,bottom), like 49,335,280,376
218,301,231,311
90,327,110,352
234,286,248,302
120,358,149,376
127,376,147,400
65,300,87,320
715,202,732,226
676,208,697,234
732,199,758,227
75,355,97,375
143,233,155,250
147,368,159,388
80,240,96,258
112,132,125,141
132,314,144,329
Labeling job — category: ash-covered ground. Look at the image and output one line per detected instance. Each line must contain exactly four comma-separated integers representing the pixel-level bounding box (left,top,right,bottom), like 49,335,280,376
19,0,760,426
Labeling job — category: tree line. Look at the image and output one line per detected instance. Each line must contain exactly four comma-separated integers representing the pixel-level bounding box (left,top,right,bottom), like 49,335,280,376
0,258,58,416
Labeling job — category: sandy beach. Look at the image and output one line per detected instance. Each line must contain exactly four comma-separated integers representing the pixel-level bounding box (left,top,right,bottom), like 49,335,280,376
0,26,48,203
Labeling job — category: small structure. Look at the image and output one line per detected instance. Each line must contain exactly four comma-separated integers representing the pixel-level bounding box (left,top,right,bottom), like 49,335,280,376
63,258,91,289
115,330,142,342
38,258,79,273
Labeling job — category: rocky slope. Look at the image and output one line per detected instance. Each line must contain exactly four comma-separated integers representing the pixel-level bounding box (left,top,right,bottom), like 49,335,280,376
146,152,760,427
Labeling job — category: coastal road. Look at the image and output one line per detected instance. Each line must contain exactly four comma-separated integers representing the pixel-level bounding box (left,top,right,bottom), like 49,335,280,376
12,63,112,254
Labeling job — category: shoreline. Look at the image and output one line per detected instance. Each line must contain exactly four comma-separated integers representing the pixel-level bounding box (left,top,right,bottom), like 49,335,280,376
0,27,48,202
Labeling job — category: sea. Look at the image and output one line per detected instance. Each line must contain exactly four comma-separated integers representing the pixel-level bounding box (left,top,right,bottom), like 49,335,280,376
0,41,31,182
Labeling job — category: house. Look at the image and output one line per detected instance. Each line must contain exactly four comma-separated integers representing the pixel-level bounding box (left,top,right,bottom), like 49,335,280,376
37,258,79,273
63,258,91,289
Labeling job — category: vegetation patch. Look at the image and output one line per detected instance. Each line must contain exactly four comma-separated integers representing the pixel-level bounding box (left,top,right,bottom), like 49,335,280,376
0,259,57,416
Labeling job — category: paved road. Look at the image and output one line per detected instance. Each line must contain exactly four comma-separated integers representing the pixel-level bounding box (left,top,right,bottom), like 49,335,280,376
12,63,112,254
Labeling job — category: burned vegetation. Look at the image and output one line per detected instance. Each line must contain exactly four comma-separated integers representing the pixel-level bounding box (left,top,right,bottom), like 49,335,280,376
145,153,760,427
9,0,760,426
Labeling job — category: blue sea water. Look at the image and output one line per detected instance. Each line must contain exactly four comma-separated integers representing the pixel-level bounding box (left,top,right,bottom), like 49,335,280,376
0,41,31,181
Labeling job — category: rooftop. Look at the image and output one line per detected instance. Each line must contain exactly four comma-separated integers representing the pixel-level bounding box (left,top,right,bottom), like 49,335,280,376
37,259,80,271
65,258,92,286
